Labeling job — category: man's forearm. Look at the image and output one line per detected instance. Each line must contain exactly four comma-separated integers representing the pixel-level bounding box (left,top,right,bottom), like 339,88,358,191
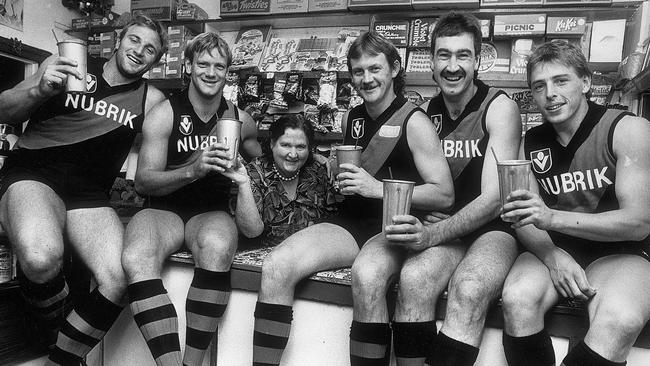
0,84,44,124
550,209,650,242
426,194,499,247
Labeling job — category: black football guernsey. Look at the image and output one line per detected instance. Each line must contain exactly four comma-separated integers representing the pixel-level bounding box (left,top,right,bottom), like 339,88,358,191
148,89,239,216
425,80,505,211
9,57,148,191
339,95,422,222
524,101,649,261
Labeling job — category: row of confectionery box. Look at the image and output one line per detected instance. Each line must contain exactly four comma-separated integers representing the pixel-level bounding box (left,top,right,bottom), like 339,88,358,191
104,13,624,81
122,0,639,20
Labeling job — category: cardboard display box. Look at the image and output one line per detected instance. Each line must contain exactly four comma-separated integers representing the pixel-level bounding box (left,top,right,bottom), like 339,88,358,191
308,0,348,12
221,0,271,15
494,14,546,38
348,0,411,11
481,0,542,7
408,17,437,48
271,0,309,13
546,17,587,37
411,0,478,9
478,40,510,74
372,20,410,47
131,0,178,20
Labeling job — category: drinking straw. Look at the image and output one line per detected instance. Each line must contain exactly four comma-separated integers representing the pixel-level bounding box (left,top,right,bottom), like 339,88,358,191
51,29,59,44
490,147,500,164
388,166,394,180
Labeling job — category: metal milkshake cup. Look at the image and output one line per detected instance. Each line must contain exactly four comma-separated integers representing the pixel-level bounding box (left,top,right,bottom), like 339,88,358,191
57,39,87,94
497,160,532,207
215,118,242,164
382,179,415,234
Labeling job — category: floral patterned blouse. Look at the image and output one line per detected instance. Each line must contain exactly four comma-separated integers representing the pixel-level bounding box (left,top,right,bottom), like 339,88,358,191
245,155,338,247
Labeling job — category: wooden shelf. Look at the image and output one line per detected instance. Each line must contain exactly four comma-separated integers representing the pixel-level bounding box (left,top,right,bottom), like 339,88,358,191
406,71,529,88
146,77,187,90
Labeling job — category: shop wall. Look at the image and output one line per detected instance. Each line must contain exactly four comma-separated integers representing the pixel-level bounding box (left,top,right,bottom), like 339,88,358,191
0,0,78,55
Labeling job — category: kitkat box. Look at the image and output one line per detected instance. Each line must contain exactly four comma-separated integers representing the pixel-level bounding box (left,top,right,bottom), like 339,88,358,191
546,17,587,37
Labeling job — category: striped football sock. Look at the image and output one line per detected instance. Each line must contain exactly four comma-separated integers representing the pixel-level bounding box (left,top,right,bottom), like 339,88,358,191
252,301,293,366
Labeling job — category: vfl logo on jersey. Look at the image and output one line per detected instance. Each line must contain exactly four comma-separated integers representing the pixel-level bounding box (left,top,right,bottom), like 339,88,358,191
86,73,97,93
351,118,365,139
530,148,552,174
430,114,443,135
179,115,193,135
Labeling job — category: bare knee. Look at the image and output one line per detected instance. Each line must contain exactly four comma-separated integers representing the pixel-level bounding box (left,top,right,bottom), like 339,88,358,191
351,259,394,307
260,250,300,291
19,247,64,283
191,230,237,268
396,264,442,310
501,277,547,324
122,237,163,281
447,273,494,316
591,302,647,343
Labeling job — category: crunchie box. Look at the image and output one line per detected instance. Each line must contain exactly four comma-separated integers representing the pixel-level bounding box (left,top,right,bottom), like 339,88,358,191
373,20,410,47
494,14,546,38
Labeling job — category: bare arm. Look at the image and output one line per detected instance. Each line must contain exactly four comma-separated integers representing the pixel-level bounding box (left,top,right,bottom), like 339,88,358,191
0,54,83,124
134,100,231,196
425,94,522,244
238,108,262,161
407,110,454,210
505,115,650,242
224,161,265,238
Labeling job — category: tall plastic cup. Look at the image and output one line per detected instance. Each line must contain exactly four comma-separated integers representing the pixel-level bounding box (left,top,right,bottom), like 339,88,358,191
336,145,362,195
336,145,362,168
382,179,415,234
57,39,87,94
215,118,242,165
497,160,532,207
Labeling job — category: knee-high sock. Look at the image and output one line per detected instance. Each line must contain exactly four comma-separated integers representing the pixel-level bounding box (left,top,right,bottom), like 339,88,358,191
393,321,437,366
128,279,182,366
182,268,231,366
425,332,479,366
46,288,123,366
253,302,293,366
562,341,626,366
349,321,392,366
503,330,555,366
20,270,70,345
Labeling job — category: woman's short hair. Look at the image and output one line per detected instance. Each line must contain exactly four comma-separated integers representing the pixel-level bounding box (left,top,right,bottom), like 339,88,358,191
526,39,591,87
346,31,406,95
263,114,315,165
184,32,233,67
118,15,168,63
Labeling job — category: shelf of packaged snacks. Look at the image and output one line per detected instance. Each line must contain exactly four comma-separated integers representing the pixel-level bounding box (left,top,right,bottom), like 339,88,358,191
622,67,650,96
65,19,204,35
258,128,342,142
207,4,638,31
240,70,350,79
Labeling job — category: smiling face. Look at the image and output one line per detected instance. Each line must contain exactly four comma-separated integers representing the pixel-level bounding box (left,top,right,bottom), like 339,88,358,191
529,61,591,127
113,25,162,79
186,48,228,98
271,127,310,177
431,32,479,98
349,52,399,109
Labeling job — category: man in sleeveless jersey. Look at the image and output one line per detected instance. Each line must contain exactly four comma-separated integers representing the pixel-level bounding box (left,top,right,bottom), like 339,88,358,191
0,15,168,366
354,12,522,366
121,32,261,365
499,40,650,366
344,32,457,366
